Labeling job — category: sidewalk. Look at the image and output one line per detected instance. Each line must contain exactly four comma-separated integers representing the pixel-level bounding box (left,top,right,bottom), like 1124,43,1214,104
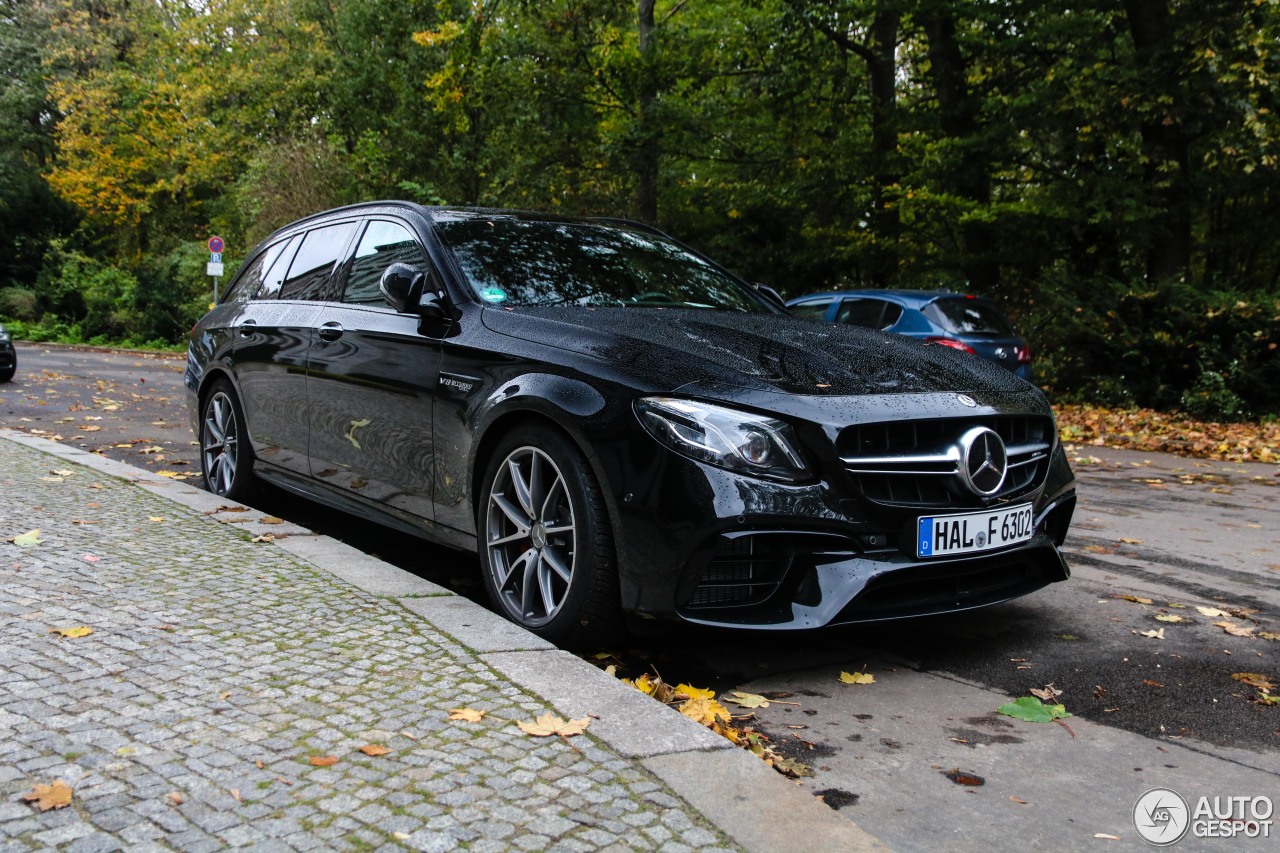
0,431,884,853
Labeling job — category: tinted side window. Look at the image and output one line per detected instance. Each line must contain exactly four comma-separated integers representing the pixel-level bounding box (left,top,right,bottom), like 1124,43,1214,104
836,298,889,329
279,222,358,301
881,302,903,328
788,298,833,320
343,220,428,306
254,234,303,300
223,240,287,304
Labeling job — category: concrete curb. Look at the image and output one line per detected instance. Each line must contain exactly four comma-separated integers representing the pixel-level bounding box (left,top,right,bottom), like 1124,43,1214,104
1,428,889,852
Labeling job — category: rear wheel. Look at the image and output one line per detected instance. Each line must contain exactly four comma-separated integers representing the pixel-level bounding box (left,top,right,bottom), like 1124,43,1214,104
200,380,255,500
478,425,621,647
0,352,14,383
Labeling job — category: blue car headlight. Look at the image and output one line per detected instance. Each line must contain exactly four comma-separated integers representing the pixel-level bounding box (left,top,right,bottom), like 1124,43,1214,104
635,397,811,482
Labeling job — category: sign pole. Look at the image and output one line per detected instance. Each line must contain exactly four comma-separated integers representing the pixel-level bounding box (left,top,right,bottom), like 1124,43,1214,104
206,236,226,304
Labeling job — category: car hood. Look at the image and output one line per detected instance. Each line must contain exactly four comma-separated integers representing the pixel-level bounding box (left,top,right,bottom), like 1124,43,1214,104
481,307,1036,398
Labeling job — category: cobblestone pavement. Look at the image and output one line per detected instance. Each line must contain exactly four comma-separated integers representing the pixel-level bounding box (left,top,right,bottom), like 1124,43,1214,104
0,438,736,853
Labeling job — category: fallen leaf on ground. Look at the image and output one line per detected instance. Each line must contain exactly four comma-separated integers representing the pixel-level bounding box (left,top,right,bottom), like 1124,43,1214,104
997,696,1072,723
230,789,242,803
1119,538,1142,545
148,516,165,523
358,744,391,756
517,713,590,738
259,516,284,525
8,529,43,547
1214,621,1255,637
1155,615,1187,623
1116,594,1154,605
20,780,72,811
49,626,92,638
1231,673,1275,690
1094,833,1121,841
1010,795,1028,805
1142,679,1165,687
1259,632,1280,642
1197,606,1230,617
723,691,771,709
839,671,875,685
448,708,487,723
309,756,338,767
1030,684,1063,701
675,683,716,701
82,554,100,563
165,791,184,806
943,768,985,786
250,534,276,543
679,696,731,726
1139,628,1165,639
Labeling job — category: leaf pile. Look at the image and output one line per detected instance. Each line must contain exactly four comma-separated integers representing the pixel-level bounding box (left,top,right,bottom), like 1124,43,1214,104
1055,404,1278,463
621,672,811,778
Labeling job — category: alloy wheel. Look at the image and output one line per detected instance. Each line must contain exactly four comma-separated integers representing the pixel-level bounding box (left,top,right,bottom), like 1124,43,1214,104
202,391,241,495
485,446,577,625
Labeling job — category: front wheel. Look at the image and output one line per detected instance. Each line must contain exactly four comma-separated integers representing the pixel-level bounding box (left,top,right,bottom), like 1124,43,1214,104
478,425,621,647
200,380,256,500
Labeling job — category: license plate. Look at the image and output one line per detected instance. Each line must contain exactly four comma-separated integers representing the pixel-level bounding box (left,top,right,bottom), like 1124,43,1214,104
917,504,1034,558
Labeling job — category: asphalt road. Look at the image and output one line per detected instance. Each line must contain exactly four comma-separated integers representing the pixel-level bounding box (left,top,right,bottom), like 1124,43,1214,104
3,342,1277,851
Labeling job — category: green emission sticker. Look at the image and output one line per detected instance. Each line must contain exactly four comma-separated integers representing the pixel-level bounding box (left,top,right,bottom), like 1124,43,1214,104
480,287,507,303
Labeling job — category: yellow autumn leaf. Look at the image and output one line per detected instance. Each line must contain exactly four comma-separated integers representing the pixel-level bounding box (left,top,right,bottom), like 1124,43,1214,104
49,626,93,638
624,673,657,696
678,696,730,725
10,529,43,547
839,671,875,684
1196,606,1229,617
1213,621,1254,637
1139,628,1165,639
723,691,770,709
448,708,487,723
675,683,716,701
517,713,590,738
1155,615,1186,623
21,780,72,811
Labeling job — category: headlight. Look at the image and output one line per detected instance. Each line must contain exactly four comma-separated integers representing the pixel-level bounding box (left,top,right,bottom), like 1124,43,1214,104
635,397,811,482
0,329,9,343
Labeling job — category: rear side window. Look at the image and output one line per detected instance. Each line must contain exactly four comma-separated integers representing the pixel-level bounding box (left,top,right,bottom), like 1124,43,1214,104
924,299,1014,335
343,220,429,306
223,239,289,304
788,298,833,320
835,298,902,330
279,222,359,301
254,234,303,300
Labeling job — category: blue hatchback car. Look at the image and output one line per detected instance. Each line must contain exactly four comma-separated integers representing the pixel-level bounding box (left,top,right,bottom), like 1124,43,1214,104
786,290,1033,382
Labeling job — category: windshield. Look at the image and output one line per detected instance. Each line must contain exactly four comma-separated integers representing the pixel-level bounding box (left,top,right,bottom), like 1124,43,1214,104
435,217,770,312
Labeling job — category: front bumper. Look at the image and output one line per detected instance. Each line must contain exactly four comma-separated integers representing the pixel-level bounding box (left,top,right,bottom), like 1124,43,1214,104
607,429,1075,629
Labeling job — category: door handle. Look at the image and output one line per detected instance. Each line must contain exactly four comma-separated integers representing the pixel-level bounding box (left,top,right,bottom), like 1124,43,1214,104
238,319,257,337
318,322,344,342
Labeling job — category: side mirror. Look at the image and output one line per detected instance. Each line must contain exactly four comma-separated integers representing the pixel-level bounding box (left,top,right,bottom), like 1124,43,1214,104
755,283,787,311
380,263,425,313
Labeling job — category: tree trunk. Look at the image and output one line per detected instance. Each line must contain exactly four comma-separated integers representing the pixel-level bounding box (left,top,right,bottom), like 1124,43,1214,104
1124,0,1192,283
923,14,999,292
867,11,900,287
633,0,659,225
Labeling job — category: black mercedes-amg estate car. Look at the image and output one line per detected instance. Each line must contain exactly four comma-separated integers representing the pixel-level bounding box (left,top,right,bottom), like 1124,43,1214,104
186,202,1075,645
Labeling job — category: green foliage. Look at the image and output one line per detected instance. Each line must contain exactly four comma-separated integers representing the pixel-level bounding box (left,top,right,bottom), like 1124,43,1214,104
1,0,1278,415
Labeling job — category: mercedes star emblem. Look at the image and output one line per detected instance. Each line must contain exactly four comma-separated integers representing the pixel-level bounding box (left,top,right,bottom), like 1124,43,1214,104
957,426,1008,496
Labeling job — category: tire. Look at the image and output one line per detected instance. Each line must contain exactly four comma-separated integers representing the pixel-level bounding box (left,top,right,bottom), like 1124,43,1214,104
199,380,256,500
478,425,622,648
0,352,14,383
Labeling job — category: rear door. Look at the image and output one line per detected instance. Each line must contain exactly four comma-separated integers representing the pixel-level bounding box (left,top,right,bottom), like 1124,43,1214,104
235,220,358,475
305,217,443,524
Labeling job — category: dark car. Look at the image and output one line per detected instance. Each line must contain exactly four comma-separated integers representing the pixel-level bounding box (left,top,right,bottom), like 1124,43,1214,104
786,290,1033,382
186,203,1075,646
0,322,15,383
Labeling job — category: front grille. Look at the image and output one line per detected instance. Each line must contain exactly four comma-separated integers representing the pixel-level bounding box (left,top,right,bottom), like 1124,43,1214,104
839,415,1053,508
